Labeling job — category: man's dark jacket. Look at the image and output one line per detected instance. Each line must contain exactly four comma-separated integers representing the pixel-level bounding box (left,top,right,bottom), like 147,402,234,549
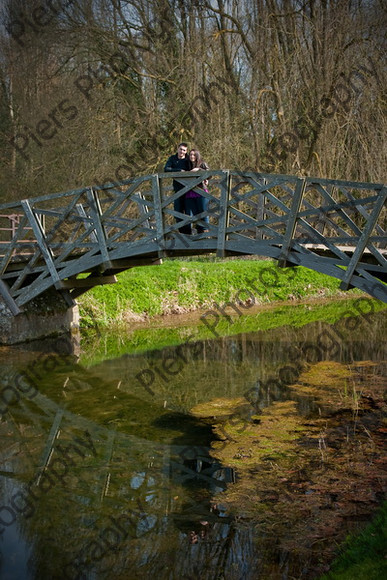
164,154,190,192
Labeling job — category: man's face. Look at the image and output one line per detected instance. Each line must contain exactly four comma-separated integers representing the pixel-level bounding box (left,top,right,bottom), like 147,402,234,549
177,145,187,159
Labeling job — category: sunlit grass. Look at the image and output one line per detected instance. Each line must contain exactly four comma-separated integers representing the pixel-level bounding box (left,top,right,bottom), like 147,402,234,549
78,258,358,326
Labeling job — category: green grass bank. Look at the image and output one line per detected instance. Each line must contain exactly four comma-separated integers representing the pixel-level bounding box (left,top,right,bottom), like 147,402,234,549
78,258,360,326
320,501,387,580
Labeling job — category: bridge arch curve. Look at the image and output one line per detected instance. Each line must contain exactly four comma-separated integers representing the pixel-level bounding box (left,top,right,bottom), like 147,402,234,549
0,170,385,313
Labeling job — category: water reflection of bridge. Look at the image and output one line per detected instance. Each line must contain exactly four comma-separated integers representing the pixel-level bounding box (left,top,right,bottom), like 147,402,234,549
0,354,240,579
1,305,385,578
0,171,386,317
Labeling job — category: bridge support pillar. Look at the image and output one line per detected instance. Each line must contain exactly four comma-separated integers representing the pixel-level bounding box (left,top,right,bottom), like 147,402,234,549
0,289,79,345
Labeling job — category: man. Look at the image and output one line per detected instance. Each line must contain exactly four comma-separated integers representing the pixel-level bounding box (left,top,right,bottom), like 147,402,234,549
164,142,191,234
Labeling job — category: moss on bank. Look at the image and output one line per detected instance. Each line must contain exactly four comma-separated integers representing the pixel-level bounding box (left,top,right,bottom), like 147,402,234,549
78,259,359,326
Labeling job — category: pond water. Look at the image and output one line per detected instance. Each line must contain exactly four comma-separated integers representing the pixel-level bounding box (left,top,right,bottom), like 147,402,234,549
0,298,386,579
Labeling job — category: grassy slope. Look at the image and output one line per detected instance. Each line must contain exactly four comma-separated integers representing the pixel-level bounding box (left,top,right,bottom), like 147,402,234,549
78,259,357,326
319,502,387,580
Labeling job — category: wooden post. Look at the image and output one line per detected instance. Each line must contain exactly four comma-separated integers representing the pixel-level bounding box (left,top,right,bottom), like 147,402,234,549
217,171,230,257
340,186,387,290
87,189,112,271
152,175,165,258
0,279,21,315
21,199,63,290
278,177,306,267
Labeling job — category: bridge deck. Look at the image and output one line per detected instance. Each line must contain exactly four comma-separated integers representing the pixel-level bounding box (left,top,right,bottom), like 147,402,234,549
0,170,385,313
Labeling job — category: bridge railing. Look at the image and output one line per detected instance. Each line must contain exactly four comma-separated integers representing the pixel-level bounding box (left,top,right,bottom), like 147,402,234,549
0,170,385,312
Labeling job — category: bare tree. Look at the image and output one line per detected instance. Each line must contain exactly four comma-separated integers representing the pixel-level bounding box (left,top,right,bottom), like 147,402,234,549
0,0,385,203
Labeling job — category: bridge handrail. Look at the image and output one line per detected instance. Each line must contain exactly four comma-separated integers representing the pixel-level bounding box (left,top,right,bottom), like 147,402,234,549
0,170,385,312
0,171,385,212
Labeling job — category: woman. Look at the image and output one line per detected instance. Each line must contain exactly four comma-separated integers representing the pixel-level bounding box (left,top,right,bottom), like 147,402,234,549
185,149,210,233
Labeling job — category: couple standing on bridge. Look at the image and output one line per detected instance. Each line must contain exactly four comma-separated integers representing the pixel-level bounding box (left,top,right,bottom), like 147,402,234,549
164,142,210,235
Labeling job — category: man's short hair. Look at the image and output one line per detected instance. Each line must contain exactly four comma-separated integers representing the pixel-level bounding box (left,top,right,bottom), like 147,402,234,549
178,142,188,149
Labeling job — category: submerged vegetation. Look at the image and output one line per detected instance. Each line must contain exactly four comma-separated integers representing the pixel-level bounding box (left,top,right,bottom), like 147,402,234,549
190,360,387,578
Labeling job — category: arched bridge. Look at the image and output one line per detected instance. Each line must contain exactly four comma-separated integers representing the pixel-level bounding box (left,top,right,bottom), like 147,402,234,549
0,170,386,314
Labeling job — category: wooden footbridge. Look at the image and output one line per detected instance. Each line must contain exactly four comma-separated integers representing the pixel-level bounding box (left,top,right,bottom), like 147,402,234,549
0,170,386,314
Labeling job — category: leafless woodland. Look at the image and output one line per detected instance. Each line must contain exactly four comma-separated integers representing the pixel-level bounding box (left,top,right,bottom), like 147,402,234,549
0,0,385,203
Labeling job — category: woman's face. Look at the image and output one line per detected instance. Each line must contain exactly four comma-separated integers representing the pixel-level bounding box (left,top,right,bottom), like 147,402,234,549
189,150,196,162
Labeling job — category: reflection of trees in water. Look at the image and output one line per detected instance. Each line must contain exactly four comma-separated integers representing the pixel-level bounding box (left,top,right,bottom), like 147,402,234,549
158,417,280,580
0,310,385,578
122,443,257,579
0,362,249,579
164,519,260,579
90,310,387,419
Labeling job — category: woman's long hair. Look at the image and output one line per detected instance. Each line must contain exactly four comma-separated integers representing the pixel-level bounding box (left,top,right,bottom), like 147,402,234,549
189,149,203,169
